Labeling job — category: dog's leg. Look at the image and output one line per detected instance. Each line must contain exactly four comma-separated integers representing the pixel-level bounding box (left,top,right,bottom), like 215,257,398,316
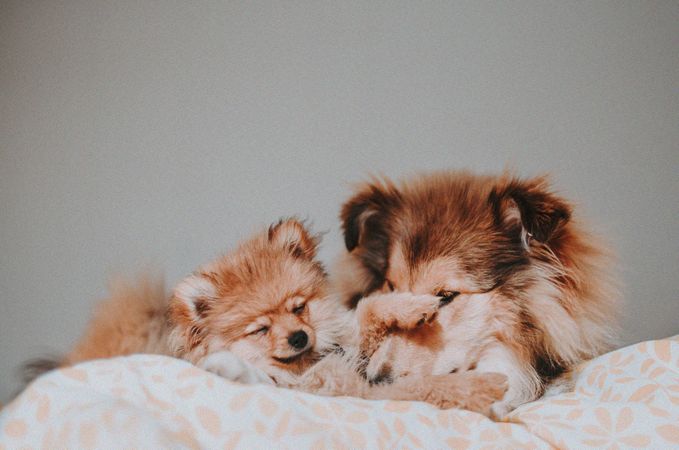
286,353,507,417
356,292,441,356
473,343,541,418
368,372,508,416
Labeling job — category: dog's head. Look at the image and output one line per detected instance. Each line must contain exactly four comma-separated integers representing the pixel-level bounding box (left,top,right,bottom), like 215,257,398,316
168,219,346,375
339,171,615,382
340,172,570,301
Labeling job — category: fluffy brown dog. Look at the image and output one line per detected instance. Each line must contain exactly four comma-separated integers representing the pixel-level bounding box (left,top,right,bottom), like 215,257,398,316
59,218,507,415
335,171,619,417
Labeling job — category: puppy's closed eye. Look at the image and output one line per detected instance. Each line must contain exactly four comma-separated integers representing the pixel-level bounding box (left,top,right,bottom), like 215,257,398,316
248,326,269,336
255,326,269,335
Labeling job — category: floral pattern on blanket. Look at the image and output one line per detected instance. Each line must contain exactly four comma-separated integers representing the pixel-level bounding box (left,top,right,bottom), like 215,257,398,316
1,336,678,449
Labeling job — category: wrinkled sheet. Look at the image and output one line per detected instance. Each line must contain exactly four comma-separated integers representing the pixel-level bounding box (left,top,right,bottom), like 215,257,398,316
1,336,678,449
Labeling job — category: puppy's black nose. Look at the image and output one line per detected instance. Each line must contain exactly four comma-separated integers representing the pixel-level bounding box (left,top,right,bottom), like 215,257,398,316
288,330,308,349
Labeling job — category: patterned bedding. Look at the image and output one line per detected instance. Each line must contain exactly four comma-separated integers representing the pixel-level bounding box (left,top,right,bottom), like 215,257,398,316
1,336,678,449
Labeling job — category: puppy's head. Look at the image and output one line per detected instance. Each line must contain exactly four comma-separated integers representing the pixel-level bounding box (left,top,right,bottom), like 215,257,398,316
339,171,615,382
168,219,344,375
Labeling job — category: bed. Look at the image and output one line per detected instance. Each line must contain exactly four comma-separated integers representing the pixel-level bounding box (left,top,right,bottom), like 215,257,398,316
1,335,678,449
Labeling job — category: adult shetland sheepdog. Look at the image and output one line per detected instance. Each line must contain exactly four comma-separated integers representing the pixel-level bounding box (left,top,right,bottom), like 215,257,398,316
335,171,619,417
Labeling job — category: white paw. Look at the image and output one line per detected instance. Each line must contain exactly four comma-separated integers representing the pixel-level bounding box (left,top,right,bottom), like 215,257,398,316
489,399,513,420
199,351,274,385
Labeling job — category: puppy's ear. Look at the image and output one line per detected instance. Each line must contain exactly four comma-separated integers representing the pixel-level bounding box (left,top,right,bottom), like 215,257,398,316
490,176,571,247
340,179,400,278
268,218,319,260
168,274,217,353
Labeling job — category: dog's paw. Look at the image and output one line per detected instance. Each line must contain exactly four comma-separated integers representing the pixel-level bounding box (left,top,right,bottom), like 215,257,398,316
390,294,441,330
468,372,509,418
198,351,274,385
419,371,508,417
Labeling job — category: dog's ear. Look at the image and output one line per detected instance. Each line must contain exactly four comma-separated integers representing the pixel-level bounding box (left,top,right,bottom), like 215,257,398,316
268,218,319,260
168,274,217,352
490,176,571,247
340,179,400,278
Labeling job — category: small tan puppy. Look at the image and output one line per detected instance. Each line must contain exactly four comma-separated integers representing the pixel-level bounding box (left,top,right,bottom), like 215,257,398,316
57,219,506,415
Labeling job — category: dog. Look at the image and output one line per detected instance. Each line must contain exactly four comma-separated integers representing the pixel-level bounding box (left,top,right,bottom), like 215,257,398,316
61,219,335,382
334,171,619,417
51,218,507,414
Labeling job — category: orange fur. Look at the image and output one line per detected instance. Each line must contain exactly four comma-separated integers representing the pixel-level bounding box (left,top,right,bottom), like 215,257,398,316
66,274,170,365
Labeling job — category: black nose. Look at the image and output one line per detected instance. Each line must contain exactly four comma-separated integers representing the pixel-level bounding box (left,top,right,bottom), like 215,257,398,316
288,330,308,349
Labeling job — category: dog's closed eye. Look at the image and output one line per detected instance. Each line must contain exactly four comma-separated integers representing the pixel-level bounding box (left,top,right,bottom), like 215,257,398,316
437,290,460,307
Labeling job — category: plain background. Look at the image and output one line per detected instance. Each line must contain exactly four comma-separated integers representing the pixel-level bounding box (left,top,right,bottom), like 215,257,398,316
1,1,678,403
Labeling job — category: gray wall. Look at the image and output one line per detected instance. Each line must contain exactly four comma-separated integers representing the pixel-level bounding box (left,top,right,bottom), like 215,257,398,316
1,1,677,403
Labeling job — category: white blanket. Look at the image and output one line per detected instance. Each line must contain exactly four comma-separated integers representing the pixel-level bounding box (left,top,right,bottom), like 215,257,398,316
1,336,678,449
